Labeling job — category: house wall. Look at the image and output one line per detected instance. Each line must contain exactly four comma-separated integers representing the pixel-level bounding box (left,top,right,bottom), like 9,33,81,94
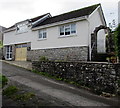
0,31,2,59
28,20,89,61
3,28,33,45
27,46,88,61
88,7,106,54
3,7,106,61
31,20,89,49
0,29,3,59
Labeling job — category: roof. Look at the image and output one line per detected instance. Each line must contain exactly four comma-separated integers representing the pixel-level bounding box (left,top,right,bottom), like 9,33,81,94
0,26,6,31
5,13,50,31
33,4,100,28
30,13,50,22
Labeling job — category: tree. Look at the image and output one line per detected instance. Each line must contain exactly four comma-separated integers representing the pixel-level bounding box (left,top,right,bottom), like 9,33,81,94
0,41,3,48
114,24,120,62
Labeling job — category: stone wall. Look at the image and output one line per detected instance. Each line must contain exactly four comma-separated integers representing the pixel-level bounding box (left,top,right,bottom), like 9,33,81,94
27,46,88,61
32,61,120,94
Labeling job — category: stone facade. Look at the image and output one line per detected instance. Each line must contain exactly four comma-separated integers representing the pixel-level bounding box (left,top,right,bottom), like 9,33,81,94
27,46,89,61
32,61,120,94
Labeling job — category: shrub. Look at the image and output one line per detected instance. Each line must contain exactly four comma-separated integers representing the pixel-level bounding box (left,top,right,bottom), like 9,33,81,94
114,24,120,62
0,74,8,88
39,56,49,61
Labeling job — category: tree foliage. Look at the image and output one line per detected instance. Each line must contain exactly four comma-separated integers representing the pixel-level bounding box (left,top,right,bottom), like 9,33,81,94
0,41,3,48
114,24,120,62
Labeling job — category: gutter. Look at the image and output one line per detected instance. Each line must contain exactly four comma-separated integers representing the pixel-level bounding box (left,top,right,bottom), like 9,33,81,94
3,28,16,33
86,18,91,61
32,16,88,31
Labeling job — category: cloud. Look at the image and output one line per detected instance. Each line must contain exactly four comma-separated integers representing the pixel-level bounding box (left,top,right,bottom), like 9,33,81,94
0,0,35,13
0,0,119,27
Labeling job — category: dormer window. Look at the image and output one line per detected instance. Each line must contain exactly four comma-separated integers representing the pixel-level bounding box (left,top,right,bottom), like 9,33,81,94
16,22,28,34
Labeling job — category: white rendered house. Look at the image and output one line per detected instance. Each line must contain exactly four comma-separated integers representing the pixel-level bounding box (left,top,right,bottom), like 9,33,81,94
3,4,106,61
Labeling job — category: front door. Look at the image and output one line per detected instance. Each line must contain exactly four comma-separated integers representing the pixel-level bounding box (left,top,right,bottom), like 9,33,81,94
6,46,12,60
15,44,27,61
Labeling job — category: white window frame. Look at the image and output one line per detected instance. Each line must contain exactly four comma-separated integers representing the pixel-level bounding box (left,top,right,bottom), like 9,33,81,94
6,46,12,60
38,29,47,40
59,23,76,37
16,23,28,34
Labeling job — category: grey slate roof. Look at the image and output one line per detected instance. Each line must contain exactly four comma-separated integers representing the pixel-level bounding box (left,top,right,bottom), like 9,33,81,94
6,13,50,30
32,4,100,28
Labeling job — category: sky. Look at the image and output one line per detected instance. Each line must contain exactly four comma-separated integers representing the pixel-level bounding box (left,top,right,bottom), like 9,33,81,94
0,0,119,28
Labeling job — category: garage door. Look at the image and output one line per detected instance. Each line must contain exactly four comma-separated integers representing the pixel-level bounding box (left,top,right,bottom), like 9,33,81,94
15,44,27,61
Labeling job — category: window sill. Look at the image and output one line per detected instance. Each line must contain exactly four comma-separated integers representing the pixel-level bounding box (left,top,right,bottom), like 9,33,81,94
37,38,47,41
58,34,77,38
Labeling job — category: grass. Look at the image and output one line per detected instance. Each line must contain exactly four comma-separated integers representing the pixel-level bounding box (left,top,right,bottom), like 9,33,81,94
3,86,18,97
3,85,35,101
0,74,8,88
12,92,35,101
32,70,83,87
32,69,64,81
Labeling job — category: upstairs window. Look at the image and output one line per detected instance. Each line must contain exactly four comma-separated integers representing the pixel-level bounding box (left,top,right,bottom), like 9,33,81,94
38,29,47,39
16,23,28,34
59,23,76,36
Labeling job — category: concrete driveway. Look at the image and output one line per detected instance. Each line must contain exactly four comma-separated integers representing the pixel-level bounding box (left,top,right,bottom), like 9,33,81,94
1,61,120,107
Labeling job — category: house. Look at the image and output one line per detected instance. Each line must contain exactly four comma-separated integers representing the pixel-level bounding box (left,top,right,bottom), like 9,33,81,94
0,26,6,59
0,26,6,43
3,4,107,61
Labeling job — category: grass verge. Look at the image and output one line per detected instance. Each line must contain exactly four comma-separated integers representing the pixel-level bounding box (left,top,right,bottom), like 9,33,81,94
3,86,18,97
3,85,35,102
0,74,8,88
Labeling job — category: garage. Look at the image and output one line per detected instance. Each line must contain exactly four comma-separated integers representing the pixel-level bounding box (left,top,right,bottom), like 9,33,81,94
15,44,27,61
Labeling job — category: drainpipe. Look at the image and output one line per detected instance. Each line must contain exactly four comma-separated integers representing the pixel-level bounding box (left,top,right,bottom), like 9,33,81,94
86,17,91,61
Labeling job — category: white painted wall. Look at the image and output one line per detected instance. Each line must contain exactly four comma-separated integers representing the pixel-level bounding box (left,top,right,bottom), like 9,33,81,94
3,6,106,54
3,27,34,45
31,20,89,50
88,7,106,53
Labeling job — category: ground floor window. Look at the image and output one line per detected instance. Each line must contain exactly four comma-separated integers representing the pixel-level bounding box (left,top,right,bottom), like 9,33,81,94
6,46,12,60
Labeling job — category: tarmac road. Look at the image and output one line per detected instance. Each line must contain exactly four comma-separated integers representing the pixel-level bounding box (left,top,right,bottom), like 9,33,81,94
1,61,120,107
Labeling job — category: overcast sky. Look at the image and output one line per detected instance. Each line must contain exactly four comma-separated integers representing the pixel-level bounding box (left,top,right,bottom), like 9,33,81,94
0,0,119,28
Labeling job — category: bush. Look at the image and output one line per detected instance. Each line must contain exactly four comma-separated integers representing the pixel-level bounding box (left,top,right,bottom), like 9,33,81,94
39,56,49,61
0,74,8,88
114,24,120,62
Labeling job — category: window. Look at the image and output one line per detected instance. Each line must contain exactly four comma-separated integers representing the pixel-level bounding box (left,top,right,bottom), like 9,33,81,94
38,29,47,39
60,23,76,36
16,23,28,34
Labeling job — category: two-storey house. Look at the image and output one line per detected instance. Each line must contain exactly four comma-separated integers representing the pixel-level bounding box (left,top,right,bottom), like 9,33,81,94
3,4,106,61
